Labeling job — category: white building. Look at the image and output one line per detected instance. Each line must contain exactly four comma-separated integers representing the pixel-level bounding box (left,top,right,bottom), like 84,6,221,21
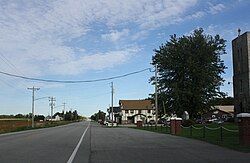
119,100,155,124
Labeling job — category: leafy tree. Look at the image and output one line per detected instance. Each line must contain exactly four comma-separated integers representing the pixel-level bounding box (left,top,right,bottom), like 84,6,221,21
90,110,106,121
53,112,64,118
15,114,25,118
64,111,73,121
151,28,226,118
63,110,80,121
73,110,78,120
209,96,234,106
34,115,45,121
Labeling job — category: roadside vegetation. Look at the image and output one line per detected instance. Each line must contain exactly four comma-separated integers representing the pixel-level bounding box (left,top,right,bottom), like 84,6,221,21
133,123,250,152
0,119,74,134
0,111,85,134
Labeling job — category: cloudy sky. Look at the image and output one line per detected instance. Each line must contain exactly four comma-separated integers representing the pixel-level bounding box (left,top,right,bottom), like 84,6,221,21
0,0,249,116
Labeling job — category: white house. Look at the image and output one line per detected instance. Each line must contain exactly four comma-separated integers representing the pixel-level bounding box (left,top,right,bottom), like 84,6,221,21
45,115,63,121
119,100,155,124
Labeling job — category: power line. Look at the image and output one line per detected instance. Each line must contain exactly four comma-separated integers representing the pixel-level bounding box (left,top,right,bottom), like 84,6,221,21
0,52,24,75
0,52,30,88
0,68,151,83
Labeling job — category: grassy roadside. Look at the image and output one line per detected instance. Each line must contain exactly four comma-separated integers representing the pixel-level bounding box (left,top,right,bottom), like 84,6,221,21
132,123,250,153
0,120,78,135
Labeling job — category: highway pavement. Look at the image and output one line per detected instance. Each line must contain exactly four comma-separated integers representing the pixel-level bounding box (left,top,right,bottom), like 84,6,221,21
1,122,250,163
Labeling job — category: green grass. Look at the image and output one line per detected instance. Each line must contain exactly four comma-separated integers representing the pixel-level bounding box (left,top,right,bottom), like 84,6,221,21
132,123,250,152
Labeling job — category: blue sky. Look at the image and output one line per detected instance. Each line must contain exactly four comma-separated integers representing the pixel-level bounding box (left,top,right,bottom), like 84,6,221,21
0,0,249,117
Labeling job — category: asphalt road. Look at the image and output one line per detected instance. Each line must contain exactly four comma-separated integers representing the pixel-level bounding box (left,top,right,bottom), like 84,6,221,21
1,122,250,163
0,121,90,163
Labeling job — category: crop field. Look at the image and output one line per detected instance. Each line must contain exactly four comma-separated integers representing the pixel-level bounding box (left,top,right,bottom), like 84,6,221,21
0,119,74,134
0,119,31,133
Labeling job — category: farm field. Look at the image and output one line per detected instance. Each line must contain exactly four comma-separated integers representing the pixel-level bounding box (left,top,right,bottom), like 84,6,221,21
0,119,72,134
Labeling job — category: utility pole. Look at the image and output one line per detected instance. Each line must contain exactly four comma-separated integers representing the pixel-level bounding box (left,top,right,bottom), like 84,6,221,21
49,97,56,121
155,64,158,125
27,86,40,128
63,102,66,120
111,82,114,127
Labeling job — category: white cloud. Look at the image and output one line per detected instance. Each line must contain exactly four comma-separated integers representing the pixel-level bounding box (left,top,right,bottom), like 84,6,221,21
131,30,149,41
0,0,204,77
102,29,129,42
48,47,140,75
187,11,206,19
208,3,226,14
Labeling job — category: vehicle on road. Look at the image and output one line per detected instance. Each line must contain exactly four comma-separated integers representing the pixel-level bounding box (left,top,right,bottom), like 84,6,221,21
104,120,117,127
148,120,156,125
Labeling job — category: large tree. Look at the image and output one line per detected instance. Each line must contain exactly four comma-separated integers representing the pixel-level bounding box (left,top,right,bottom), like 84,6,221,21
151,28,227,118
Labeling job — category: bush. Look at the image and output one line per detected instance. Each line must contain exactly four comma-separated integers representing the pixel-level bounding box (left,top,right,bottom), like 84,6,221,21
226,117,235,122
182,119,195,127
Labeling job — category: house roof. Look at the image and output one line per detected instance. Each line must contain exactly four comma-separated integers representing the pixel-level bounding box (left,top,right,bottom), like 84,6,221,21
119,100,153,110
213,105,234,113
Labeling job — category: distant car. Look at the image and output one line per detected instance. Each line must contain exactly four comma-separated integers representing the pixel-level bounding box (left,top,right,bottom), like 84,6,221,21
214,119,224,124
195,119,203,124
98,119,105,125
148,120,156,125
208,118,218,123
158,119,166,124
105,120,117,126
163,120,170,126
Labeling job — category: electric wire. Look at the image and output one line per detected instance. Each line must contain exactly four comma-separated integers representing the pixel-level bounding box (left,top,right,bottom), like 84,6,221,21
0,68,151,83
0,52,30,89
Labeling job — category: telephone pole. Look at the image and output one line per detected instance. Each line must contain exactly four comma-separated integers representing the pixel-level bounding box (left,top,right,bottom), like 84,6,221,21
49,97,56,121
27,86,40,128
155,64,158,125
111,82,114,127
63,102,66,120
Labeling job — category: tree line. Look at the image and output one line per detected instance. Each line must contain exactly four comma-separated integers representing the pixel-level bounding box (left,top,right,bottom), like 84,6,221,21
0,109,84,121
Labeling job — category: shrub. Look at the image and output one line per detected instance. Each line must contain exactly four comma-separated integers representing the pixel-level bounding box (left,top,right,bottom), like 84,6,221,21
182,119,195,127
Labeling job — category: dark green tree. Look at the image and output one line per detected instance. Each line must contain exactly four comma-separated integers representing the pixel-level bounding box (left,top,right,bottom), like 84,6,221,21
64,111,73,121
73,110,78,120
209,96,234,106
34,115,45,121
151,28,227,118
90,110,106,121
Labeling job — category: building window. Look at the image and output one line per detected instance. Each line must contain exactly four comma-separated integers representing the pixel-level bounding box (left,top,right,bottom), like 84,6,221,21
130,110,134,114
147,110,151,113
125,110,128,114
138,110,141,114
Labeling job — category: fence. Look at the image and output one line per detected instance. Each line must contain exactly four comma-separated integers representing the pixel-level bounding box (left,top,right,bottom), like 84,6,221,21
180,125,239,145
143,123,171,134
141,123,239,146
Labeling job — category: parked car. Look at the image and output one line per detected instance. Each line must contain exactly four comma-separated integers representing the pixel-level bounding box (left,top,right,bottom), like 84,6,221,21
148,120,156,125
105,120,117,126
214,119,224,124
195,119,203,124
158,119,166,124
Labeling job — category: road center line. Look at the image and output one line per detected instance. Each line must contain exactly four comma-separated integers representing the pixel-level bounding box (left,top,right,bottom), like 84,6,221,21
67,122,90,163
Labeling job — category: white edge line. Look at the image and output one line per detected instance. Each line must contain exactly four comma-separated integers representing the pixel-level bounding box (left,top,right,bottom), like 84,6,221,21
67,122,90,163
